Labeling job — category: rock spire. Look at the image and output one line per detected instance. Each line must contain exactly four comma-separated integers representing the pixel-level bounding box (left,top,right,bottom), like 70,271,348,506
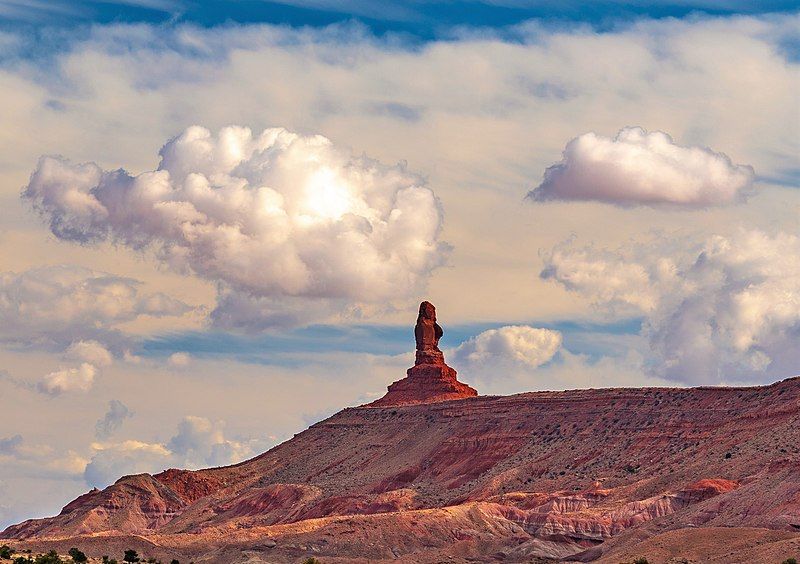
371,301,478,407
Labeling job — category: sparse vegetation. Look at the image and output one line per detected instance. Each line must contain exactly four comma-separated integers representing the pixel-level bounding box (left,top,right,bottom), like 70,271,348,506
782,558,797,564
12,552,63,564
123,550,140,563
0,546,12,560
633,558,649,564
67,549,86,563
302,558,322,564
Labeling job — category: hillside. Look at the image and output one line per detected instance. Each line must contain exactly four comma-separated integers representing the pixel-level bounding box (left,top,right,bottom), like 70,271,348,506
3,377,800,563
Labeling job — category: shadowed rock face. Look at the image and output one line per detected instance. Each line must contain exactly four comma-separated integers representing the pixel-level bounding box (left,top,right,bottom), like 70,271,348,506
414,300,444,365
372,301,478,407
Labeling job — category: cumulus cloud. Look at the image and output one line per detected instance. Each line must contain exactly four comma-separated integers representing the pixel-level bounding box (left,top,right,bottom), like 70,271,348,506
23,126,449,327
95,400,133,439
37,363,96,395
452,325,562,368
0,265,192,346
83,440,172,488
84,416,256,488
528,127,755,207
167,415,252,468
34,339,121,396
0,435,87,480
65,340,114,367
542,230,800,383
167,352,191,366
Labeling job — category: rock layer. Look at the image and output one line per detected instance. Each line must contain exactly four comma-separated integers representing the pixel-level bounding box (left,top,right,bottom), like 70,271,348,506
372,301,477,406
3,376,800,563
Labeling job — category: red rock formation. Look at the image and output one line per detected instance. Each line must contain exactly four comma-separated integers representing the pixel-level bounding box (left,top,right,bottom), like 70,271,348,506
371,301,478,406
3,377,800,563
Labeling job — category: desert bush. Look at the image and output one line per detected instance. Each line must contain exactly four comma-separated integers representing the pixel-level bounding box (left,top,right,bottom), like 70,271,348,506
67,549,86,563
123,550,139,563
782,558,797,564
34,552,62,564
0,545,13,559
302,558,321,564
633,558,649,564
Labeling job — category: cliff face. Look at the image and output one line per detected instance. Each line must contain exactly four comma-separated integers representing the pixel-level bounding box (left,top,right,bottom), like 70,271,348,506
3,378,800,563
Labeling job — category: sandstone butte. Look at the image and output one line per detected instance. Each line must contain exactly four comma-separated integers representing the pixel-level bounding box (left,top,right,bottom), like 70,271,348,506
2,303,800,563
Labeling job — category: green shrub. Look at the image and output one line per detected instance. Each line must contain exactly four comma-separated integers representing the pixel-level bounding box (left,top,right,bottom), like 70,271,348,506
302,559,321,564
170,560,179,564
13,557,33,564
0,545,13,559
34,552,62,564
633,558,649,564
123,550,139,563
67,549,86,564
782,558,797,564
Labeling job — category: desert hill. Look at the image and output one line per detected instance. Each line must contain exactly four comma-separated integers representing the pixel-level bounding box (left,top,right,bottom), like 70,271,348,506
3,303,799,563
3,378,800,563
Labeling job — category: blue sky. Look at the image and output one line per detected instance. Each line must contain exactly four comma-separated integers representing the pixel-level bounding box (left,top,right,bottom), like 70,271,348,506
139,318,644,364
0,0,797,529
2,0,797,34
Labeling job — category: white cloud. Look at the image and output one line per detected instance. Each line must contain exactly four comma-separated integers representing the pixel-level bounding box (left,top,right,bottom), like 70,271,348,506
23,126,449,328
95,399,133,439
452,325,562,368
542,230,800,383
167,351,191,366
528,127,755,207
0,265,192,346
0,434,87,479
65,340,114,367
84,416,255,487
31,341,116,396
37,362,96,395
167,415,252,468
83,440,172,488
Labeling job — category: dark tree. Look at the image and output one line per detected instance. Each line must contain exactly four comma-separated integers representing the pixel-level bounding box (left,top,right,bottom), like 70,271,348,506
67,549,87,563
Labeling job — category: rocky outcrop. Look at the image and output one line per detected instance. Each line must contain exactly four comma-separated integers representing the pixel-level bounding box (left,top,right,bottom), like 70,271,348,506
2,474,187,539
371,301,478,406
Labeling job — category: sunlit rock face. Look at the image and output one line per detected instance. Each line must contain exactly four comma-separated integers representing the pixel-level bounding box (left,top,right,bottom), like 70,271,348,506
371,301,478,407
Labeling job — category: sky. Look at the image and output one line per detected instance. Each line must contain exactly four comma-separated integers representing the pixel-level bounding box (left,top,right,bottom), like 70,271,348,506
0,0,798,529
